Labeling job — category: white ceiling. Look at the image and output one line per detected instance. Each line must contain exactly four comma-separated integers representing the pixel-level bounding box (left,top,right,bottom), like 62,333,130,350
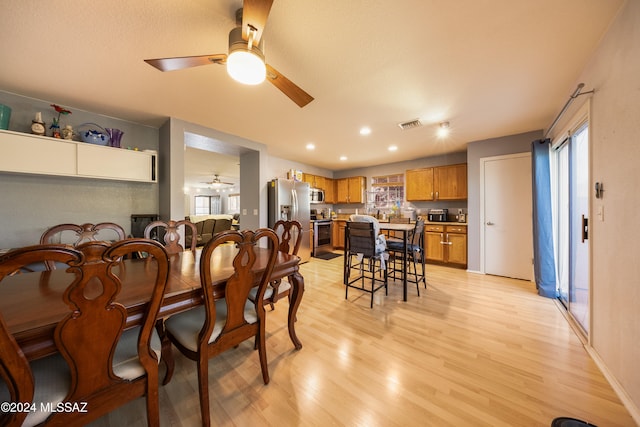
0,0,623,183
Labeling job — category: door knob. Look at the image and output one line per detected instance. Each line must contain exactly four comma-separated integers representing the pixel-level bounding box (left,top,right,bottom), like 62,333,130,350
486,221,494,226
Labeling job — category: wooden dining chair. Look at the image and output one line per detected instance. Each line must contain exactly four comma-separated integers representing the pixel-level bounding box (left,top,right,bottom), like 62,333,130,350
40,222,126,269
163,228,279,427
249,220,302,310
0,245,80,427
144,219,197,256
0,239,170,426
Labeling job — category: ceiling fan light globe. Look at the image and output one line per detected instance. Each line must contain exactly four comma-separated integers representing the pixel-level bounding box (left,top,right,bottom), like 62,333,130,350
227,50,266,85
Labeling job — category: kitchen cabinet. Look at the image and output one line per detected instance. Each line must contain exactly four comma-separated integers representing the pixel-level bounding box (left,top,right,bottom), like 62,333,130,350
303,173,325,189
336,176,366,203
332,220,347,249
434,164,467,200
406,164,467,201
424,224,467,268
0,130,157,183
324,178,336,204
406,168,434,201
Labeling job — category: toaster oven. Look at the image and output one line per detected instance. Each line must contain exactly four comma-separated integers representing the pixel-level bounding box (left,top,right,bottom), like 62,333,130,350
427,209,448,222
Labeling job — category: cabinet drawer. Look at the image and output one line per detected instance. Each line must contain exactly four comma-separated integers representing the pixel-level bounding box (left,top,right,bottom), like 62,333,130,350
425,225,444,232
445,225,467,234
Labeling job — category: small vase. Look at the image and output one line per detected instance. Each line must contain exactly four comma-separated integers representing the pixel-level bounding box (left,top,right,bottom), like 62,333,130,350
51,125,61,139
105,128,123,148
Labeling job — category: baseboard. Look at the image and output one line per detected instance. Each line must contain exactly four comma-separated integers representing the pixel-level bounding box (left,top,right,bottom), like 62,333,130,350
552,299,640,425
466,269,483,275
585,345,640,425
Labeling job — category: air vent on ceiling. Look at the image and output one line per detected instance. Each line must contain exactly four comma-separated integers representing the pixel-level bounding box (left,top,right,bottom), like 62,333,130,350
397,119,423,130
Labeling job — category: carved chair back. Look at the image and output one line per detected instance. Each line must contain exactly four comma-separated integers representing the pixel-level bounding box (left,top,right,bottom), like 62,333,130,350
144,219,197,256
40,222,126,269
0,239,170,426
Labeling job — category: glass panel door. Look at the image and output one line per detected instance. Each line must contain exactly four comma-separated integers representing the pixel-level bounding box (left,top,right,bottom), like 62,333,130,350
554,123,590,334
569,124,590,332
556,143,570,306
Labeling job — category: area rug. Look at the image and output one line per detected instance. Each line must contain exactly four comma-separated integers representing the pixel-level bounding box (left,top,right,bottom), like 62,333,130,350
314,252,342,261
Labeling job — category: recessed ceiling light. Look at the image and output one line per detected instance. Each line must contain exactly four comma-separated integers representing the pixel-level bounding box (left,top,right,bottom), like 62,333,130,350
437,121,450,137
388,145,398,152
359,127,371,136
340,156,347,161
306,143,315,150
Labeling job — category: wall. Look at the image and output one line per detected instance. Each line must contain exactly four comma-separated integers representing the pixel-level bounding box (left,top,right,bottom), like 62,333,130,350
550,0,640,419
466,130,542,272
0,91,159,248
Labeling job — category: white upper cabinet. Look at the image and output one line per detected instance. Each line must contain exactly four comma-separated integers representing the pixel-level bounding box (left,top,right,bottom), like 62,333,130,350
0,130,157,183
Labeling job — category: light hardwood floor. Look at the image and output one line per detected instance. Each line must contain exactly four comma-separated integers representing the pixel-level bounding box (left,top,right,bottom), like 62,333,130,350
89,254,636,426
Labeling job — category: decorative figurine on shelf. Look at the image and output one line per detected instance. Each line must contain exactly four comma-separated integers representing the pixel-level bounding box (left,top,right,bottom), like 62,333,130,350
50,104,72,138
61,124,74,140
31,112,46,135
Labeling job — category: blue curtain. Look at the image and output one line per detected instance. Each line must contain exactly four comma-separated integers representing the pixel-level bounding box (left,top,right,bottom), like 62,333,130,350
531,139,557,298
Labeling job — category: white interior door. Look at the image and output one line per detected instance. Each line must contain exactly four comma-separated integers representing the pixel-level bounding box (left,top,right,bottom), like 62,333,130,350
482,153,534,281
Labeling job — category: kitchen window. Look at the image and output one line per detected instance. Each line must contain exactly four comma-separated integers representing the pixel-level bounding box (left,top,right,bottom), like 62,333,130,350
370,174,404,208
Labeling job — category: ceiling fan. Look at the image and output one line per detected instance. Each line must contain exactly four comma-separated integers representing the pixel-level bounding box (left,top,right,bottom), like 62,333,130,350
144,0,313,108
202,174,235,188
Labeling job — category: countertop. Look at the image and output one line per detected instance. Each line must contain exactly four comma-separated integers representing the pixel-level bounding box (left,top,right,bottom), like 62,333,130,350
329,217,467,226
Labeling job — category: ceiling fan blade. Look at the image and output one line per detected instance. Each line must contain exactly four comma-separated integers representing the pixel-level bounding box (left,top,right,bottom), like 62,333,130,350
266,64,314,108
241,0,274,45
144,54,227,72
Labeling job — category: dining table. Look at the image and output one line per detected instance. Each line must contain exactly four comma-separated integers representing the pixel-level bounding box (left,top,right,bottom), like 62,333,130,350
378,222,415,302
2,245,304,361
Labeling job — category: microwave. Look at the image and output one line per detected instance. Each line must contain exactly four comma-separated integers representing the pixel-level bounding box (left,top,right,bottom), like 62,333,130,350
310,188,325,204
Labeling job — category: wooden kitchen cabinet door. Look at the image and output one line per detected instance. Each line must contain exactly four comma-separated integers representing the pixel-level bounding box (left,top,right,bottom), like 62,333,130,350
433,163,467,200
336,179,349,203
335,176,365,203
406,168,434,201
347,176,365,203
424,225,444,262
314,175,326,190
324,178,335,203
333,220,346,249
446,232,467,265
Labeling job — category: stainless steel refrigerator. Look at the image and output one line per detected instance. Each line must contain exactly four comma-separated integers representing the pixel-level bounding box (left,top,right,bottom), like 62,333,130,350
268,179,311,262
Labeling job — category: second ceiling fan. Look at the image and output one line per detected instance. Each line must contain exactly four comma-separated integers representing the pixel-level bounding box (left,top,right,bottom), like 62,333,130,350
144,0,313,108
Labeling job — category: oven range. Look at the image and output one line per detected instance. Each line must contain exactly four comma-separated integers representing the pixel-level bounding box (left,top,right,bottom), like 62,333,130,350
312,219,332,257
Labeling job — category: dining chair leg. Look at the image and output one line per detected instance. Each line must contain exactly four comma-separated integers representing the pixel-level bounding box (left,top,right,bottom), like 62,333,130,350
197,356,212,427
257,324,270,385
156,319,175,385
145,371,161,427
